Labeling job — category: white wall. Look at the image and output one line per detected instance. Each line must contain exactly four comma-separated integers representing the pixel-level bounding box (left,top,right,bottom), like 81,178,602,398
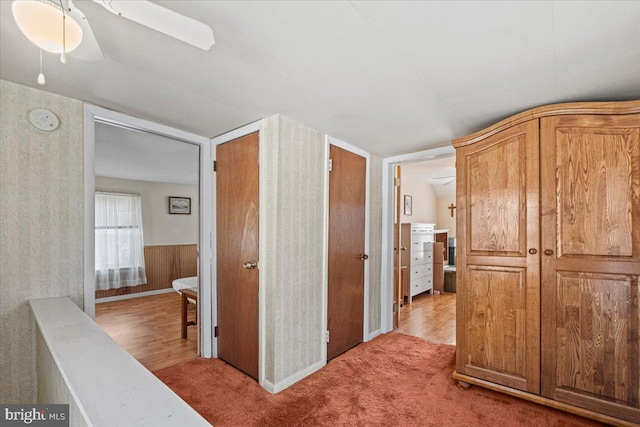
95,177,199,246
0,80,84,403
400,174,438,224
437,195,457,238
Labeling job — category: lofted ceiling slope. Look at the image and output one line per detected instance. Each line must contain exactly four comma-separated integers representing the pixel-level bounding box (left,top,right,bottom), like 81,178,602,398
1,1,639,156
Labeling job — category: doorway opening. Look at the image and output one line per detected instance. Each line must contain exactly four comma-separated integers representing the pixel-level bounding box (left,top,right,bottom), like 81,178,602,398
381,147,456,344
92,121,201,370
83,104,214,367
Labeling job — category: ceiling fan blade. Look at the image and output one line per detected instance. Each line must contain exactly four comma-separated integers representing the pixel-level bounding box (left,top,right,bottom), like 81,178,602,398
67,0,104,61
93,0,215,50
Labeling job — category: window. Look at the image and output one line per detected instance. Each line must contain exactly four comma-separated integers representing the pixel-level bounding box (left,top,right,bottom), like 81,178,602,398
95,192,147,290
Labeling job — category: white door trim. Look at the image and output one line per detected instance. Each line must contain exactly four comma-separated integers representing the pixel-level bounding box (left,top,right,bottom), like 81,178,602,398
210,119,265,385
83,104,213,357
380,145,455,334
325,135,372,344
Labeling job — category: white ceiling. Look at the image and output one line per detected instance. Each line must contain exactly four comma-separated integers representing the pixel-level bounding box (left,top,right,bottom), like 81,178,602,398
95,123,199,186
2,1,639,156
402,156,456,199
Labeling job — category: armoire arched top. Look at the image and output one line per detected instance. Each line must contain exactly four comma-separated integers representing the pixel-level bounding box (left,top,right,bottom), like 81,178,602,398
452,100,640,148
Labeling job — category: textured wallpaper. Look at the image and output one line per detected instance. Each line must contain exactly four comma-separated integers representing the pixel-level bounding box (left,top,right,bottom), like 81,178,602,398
262,115,327,387
0,80,84,403
262,115,384,389
368,155,383,334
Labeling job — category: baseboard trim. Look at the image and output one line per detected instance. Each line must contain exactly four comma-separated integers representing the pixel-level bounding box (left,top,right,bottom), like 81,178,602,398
263,359,326,394
366,329,382,342
95,288,175,303
261,379,276,394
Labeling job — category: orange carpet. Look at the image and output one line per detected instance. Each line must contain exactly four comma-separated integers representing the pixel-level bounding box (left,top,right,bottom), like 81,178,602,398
154,333,604,426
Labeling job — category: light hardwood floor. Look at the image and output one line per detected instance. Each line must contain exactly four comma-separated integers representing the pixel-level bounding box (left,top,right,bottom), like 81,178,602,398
95,292,198,371
396,292,456,344
95,290,454,373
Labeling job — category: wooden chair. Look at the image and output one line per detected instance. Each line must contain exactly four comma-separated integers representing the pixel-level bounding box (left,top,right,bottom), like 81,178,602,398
180,289,197,339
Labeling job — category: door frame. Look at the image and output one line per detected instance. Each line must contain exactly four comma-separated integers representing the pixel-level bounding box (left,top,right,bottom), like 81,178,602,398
325,136,372,343
380,145,455,333
211,120,265,383
83,103,214,356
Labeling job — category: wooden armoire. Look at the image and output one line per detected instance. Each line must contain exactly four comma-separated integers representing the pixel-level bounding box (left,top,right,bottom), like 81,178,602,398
452,101,640,426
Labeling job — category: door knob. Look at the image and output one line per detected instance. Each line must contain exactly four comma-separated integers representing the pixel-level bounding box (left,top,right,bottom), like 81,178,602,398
528,248,537,255
243,260,257,269
544,249,554,256
401,247,406,251
359,253,369,261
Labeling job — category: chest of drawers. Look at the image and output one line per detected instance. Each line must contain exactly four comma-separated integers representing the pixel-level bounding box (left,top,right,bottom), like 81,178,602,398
401,223,435,303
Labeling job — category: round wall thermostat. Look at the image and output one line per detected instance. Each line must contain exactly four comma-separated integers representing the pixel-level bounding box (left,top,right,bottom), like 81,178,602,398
29,109,59,132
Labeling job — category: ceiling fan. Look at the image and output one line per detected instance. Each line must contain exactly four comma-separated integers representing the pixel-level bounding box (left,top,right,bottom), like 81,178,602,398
431,176,456,185
12,0,215,83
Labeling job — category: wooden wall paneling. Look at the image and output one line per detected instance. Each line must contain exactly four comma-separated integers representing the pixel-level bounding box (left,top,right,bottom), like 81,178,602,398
457,119,540,393
541,114,640,423
96,244,198,299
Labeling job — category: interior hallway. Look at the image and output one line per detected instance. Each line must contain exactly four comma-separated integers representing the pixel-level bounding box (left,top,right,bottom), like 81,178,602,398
396,292,456,344
95,292,198,371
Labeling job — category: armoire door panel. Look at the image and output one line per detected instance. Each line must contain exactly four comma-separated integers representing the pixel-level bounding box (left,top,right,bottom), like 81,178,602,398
466,132,527,256
554,272,639,404
541,113,640,422
456,119,540,394
549,272,640,423
463,267,527,383
555,127,639,259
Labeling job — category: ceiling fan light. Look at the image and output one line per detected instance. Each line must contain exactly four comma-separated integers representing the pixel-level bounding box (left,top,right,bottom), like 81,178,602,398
12,0,83,54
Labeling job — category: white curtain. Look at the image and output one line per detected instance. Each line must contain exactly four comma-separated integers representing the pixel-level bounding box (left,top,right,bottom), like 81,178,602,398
95,192,147,290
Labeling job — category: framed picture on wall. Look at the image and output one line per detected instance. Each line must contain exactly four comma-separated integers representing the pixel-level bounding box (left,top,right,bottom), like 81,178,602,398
404,195,412,215
169,197,191,215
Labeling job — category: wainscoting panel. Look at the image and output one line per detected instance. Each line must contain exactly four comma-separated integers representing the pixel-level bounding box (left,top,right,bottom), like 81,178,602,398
96,244,197,299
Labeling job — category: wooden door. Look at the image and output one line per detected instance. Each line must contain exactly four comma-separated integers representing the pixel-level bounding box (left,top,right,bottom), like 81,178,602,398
393,165,402,328
435,231,448,262
216,132,259,379
456,120,540,393
327,145,366,360
540,114,640,423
